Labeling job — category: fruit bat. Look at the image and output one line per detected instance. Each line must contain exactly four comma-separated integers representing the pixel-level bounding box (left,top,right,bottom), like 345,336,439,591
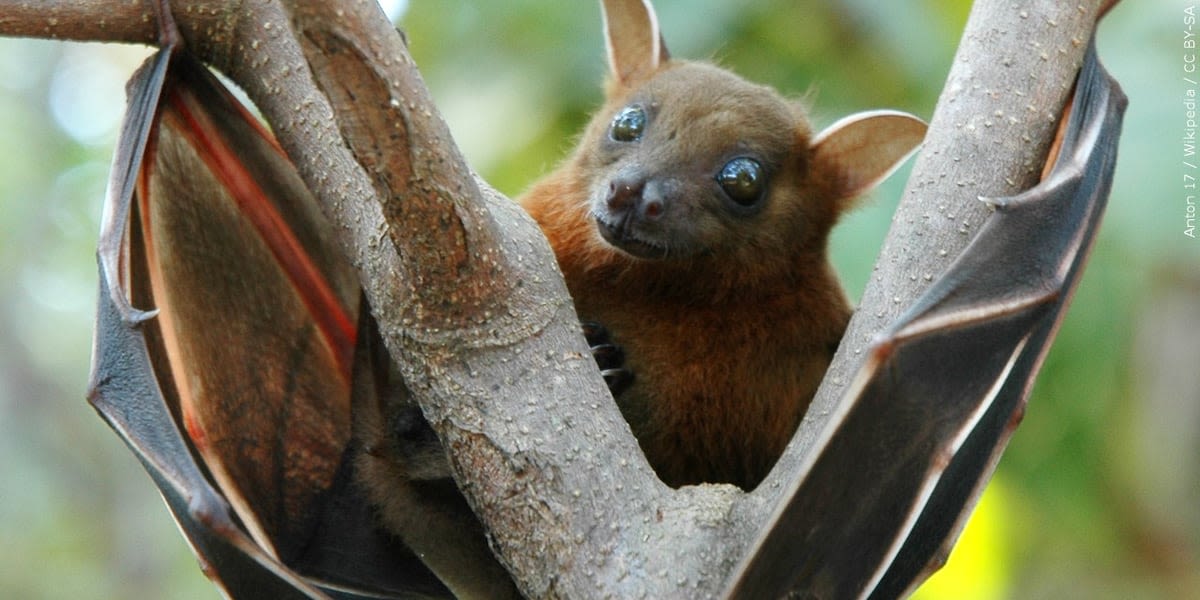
85,4,1125,600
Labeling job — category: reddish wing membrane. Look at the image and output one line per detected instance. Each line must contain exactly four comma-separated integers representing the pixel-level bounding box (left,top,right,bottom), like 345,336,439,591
138,52,358,563
89,46,451,599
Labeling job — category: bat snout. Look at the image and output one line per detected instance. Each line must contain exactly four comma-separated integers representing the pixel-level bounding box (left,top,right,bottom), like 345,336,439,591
605,175,666,222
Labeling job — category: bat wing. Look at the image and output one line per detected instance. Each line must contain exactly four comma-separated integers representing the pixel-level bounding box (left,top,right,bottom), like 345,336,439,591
723,38,1127,599
88,46,451,599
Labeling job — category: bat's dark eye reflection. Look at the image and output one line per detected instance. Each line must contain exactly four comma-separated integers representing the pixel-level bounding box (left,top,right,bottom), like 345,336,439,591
610,105,647,142
717,157,766,206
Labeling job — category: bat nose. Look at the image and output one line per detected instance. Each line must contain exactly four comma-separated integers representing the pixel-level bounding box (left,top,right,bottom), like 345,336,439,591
606,177,643,211
606,176,664,220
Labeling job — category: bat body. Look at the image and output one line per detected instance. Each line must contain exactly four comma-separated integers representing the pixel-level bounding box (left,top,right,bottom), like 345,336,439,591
520,0,925,490
83,1,1125,598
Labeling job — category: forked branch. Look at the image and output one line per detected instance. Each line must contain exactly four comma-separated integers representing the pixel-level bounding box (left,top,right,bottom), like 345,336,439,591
0,0,1117,597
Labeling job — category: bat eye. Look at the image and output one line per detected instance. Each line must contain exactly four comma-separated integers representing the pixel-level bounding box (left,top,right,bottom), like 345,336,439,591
717,157,766,206
610,105,647,142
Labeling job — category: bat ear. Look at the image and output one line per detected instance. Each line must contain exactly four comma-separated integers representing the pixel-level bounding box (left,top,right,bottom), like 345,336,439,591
601,0,671,87
809,110,927,207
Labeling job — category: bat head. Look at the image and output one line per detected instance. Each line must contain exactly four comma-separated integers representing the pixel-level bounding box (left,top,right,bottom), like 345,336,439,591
578,0,926,279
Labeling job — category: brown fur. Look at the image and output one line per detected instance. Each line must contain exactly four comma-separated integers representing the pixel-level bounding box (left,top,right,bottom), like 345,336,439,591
519,60,860,490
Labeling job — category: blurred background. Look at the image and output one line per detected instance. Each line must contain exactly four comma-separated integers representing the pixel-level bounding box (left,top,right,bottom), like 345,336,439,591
0,1,1193,598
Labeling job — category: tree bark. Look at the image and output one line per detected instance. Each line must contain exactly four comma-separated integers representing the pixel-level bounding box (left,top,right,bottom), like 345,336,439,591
0,0,1106,596
765,0,1105,501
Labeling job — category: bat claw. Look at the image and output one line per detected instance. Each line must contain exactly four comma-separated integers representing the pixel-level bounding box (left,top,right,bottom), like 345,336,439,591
105,278,158,326
582,320,635,396
601,367,634,396
124,306,160,327
589,343,625,368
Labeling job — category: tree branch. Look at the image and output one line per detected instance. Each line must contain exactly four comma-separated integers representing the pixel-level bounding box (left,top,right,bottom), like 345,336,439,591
762,0,1107,503
0,0,155,43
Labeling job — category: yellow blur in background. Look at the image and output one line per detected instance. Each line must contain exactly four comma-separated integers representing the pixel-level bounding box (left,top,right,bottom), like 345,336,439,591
915,478,1013,600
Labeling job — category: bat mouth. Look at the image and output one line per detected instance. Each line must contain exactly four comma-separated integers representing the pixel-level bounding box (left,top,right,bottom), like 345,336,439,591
592,212,668,259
